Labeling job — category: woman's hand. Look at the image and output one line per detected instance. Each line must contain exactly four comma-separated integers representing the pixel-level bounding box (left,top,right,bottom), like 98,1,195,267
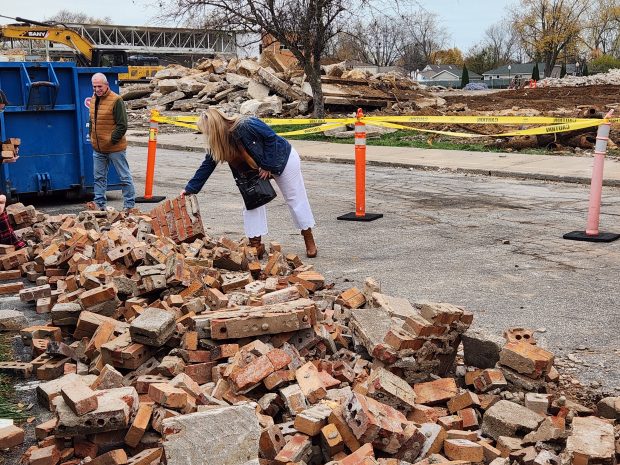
258,168,272,180
179,189,187,198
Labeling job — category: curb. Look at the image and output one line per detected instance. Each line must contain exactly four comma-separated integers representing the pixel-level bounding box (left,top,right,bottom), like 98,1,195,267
126,140,620,188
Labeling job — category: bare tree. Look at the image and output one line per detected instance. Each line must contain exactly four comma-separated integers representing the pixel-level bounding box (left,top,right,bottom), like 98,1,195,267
162,0,358,117
336,16,407,67
484,20,518,65
45,10,112,25
399,9,449,71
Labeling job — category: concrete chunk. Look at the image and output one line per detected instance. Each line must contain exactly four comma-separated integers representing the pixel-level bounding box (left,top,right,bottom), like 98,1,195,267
130,307,176,347
367,367,417,413
54,386,139,435
564,416,615,465
481,400,544,440
162,404,260,465
462,328,505,369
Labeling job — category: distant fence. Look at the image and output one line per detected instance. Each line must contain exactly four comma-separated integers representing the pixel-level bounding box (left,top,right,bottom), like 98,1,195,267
421,78,513,90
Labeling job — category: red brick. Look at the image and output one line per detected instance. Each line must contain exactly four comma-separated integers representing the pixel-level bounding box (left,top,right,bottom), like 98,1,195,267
0,424,24,448
125,403,153,448
296,361,327,404
148,383,187,408
90,449,128,465
443,438,484,462
183,362,214,384
260,424,287,459
61,381,98,416
413,378,458,405
447,390,480,413
338,443,374,465
274,433,312,464
29,444,61,465
78,284,118,309
35,418,57,440
0,281,24,295
473,369,508,393
499,341,554,379
457,407,479,430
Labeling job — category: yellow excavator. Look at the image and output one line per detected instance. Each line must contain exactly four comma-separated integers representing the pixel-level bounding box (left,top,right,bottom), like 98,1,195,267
0,17,163,82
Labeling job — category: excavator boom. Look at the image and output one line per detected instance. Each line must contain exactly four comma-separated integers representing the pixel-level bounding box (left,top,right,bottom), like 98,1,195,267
0,24,95,64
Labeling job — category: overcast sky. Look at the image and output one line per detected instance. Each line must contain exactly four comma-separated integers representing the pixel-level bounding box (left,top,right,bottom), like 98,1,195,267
0,0,513,51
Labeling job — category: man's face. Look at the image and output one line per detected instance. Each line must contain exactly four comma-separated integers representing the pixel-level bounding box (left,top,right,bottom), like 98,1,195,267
92,78,109,97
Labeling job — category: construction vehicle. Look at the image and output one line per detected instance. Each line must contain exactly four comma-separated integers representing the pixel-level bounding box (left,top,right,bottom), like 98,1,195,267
119,55,163,82
0,17,163,82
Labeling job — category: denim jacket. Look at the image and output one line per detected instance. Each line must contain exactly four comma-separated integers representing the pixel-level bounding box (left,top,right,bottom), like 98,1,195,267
184,117,291,194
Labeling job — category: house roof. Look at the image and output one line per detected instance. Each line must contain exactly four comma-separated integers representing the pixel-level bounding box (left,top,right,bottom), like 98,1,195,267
427,65,481,80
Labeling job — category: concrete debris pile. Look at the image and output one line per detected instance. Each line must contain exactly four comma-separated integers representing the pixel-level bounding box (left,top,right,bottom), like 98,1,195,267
540,68,620,87
0,198,618,465
121,56,428,117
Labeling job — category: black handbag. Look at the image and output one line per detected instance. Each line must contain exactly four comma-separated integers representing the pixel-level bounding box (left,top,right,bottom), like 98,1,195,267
230,147,277,210
234,169,277,210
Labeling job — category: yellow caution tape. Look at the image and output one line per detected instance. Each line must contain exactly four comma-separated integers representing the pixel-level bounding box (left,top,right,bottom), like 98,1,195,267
368,120,479,138
364,115,593,125
276,122,352,136
369,118,605,138
150,112,614,139
152,115,198,130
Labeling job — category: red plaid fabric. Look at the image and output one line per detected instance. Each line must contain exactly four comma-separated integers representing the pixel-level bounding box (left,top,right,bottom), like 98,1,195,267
0,211,25,249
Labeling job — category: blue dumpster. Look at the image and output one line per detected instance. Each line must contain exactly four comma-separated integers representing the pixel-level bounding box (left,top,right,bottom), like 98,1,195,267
0,62,127,201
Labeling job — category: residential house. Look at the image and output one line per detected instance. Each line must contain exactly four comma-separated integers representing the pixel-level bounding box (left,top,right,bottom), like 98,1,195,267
416,64,482,86
482,62,578,81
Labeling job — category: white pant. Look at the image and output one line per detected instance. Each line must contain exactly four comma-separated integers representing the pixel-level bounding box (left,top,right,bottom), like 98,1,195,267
243,148,315,238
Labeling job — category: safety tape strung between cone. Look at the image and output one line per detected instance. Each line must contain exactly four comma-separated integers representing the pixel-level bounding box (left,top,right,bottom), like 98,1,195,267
364,119,605,138
156,114,605,125
151,113,611,138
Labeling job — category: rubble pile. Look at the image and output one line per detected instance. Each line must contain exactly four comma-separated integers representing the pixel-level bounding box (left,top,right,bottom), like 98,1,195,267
0,198,618,465
121,57,427,117
540,68,620,88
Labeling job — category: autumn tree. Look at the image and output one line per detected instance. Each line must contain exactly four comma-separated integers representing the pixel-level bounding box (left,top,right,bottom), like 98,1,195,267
512,0,591,77
464,45,495,75
430,47,464,66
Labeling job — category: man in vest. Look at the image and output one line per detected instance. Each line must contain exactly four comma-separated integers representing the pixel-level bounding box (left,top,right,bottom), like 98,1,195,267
89,73,135,211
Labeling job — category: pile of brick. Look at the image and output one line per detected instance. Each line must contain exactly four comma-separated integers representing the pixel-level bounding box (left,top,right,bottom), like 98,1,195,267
0,196,618,465
1,137,20,162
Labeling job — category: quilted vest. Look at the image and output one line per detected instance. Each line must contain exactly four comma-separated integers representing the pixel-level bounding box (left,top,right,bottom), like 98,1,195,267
89,89,127,154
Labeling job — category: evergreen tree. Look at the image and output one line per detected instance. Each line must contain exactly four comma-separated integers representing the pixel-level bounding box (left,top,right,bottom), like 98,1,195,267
532,63,540,81
461,65,470,88
560,63,566,78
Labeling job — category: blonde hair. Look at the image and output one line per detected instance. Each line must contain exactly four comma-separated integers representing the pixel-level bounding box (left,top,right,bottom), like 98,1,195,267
196,108,245,163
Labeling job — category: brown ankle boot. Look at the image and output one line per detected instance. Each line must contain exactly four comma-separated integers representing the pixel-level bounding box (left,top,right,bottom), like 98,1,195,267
301,228,317,258
248,236,265,259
